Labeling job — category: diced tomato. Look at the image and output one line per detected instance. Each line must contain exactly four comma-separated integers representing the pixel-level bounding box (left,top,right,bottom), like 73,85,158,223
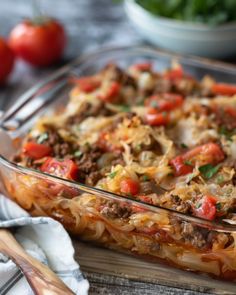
145,93,184,111
71,76,101,93
225,106,236,118
146,108,170,126
194,195,217,221
132,62,152,71
23,142,52,159
184,142,224,164
41,157,79,181
170,143,224,176
98,81,121,102
170,156,193,177
164,65,183,80
120,178,140,195
212,83,236,96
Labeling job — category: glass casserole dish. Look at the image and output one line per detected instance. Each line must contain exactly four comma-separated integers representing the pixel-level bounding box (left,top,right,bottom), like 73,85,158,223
1,46,236,281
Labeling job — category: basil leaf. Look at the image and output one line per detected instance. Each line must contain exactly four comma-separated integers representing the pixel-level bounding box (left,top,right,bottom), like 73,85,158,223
199,164,220,179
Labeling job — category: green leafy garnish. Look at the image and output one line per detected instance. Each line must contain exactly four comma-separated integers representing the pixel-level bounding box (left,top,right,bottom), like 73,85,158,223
74,150,83,158
199,164,220,179
109,171,118,179
184,160,193,166
180,143,188,149
135,0,236,26
196,202,202,209
37,132,48,144
118,104,131,112
217,175,224,184
150,100,159,108
142,175,150,181
216,202,222,211
135,144,142,152
218,126,236,141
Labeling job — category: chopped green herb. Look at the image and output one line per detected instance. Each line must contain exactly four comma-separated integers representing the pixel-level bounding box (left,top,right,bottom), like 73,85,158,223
184,160,193,166
150,100,159,108
74,150,83,158
162,111,167,117
135,144,142,152
196,202,202,209
118,105,131,112
217,175,224,184
218,126,236,141
180,143,188,149
37,132,48,144
142,175,150,181
216,202,222,211
109,171,118,179
199,164,220,179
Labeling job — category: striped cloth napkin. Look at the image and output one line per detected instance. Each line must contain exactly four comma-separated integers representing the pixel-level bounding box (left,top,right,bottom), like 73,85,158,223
0,194,89,295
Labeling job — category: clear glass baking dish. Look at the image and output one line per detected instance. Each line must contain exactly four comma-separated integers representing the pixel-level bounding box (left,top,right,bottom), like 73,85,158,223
1,46,236,282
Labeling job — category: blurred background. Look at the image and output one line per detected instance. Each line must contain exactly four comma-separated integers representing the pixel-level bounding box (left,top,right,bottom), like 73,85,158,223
0,0,140,60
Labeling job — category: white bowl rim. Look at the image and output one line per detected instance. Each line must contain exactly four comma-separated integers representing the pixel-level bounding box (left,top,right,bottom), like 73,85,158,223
125,0,236,31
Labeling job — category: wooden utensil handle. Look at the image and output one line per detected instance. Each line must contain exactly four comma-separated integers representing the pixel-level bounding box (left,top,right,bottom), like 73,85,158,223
0,229,75,295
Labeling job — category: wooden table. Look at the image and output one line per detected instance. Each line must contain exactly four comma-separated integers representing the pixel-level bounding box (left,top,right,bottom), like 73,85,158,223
0,1,234,294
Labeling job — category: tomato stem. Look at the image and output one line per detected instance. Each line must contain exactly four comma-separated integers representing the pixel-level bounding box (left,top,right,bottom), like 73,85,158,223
32,0,47,25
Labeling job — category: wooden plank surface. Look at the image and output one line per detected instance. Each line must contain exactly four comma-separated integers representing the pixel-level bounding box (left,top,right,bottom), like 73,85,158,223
73,241,236,295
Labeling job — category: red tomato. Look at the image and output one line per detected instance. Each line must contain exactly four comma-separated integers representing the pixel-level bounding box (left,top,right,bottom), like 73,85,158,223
41,157,79,181
120,178,140,196
146,108,170,126
224,106,236,118
170,143,224,176
9,19,66,66
164,66,183,80
71,76,101,93
170,156,193,177
194,195,217,220
23,142,52,159
145,93,184,111
98,81,121,102
212,83,236,96
132,62,152,71
0,38,15,84
184,142,224,164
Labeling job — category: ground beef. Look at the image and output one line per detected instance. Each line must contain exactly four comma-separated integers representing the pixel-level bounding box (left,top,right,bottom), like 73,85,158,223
42,128,77,158
211,106,236,130
170,195,192,214
100,201,131,219
103,64,137,89
171,217,214,249
85,171,102,186
66,102,113,126
140,181,166,196
75,145,103,182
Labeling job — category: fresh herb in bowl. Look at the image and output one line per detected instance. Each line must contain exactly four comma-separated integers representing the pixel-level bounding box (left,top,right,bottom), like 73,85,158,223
135,0,236,26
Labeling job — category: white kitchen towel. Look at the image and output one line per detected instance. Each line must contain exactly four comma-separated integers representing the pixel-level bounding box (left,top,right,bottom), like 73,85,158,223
0,194,89,295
